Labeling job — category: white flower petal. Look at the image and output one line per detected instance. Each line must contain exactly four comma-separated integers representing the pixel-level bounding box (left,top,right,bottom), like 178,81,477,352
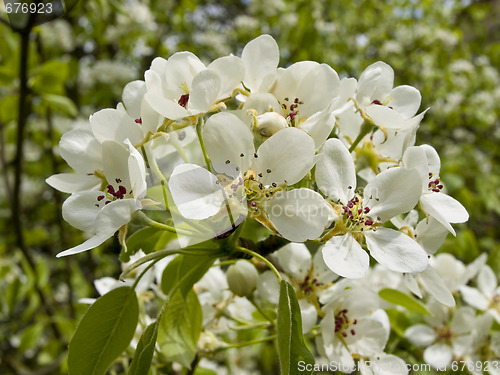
90,108,143,145
46,173,100,193
312,249,338,284
420,144,441,176
125,140,147,199
164,51,206,93
62,190,104,232
365,105,406,129
299,106,335,150
144,70,189,120
203,112,254,175
102,141,132,191
56,234,110,257
389,85,421,118
450,307,476,334
207,55,245,97
344,318,387,356
298,299,317,334
188,69,221,113
415,217,449,254
364,167,422,222
477,265,497,297
140,98,161,135
460,286,489,311
365,228,428,273
256,270,280,304
319,310,355,369
371,354,409,375
255,127,315,186
122,80,146,119
266,188,333,242
241,34,279,92
402,146,428,192
322,234,369,279
275,243,312,280
316,138,356,203
169,164,225,220
419,193,469,235
59,128,102,173
356,61,394,105
95,198,141,236
417,267,456,307
423,343,452,370
297,64,340,117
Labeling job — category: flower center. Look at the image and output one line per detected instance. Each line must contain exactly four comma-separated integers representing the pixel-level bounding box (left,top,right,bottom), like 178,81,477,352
339,195,377,232
243,171,284,216
298,274,322,295
94,178,129,207
280,97,304,125
428,173,444,193
334,309,357,338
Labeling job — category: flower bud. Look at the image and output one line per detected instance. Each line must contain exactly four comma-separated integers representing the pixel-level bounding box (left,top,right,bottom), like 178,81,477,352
256,112,288,137
226,260,259,297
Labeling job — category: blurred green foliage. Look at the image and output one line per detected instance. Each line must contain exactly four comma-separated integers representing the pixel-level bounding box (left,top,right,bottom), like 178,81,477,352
0,0,499,373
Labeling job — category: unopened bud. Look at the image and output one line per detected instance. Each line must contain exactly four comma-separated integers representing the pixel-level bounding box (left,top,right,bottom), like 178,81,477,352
226,260,259,297
256,112,288,137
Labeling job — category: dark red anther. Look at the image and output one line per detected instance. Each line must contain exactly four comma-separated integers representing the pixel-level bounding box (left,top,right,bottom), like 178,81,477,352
107,185,115,194
358,208,363,214
118,185,127,194
342,332,347,337
105,200,111,205
432,188,440,192
347,201,354,208
364,207,370,213
97,195,105,201
437,185,443,189
250,201,257,207
350,329,356,335
365,219,374,226
135,118,142,124
178,93,189,108
372,99,383,105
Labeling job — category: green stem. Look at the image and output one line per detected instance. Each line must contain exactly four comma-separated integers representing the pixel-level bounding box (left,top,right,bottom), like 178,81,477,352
217,335,276,351
248,296,276,327
143,145,169,209
235,246,282,282
131,257,160,289
348,119,374,153
133,211,197,237
196,116,212,172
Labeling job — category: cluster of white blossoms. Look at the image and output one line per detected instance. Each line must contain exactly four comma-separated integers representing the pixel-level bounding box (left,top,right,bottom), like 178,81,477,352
48,35,498,373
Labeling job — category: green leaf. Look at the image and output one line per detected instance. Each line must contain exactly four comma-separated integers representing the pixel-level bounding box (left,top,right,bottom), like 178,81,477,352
30,60,69,95
68,286,139,375
277,280,315,375
41,94,78,117
126,227,173,256
157,289,202,369
129,322,158,375
378,288,430,315
161,254,216,297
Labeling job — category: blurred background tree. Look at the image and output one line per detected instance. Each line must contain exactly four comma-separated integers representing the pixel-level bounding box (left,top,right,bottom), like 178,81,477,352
0,0,499,373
